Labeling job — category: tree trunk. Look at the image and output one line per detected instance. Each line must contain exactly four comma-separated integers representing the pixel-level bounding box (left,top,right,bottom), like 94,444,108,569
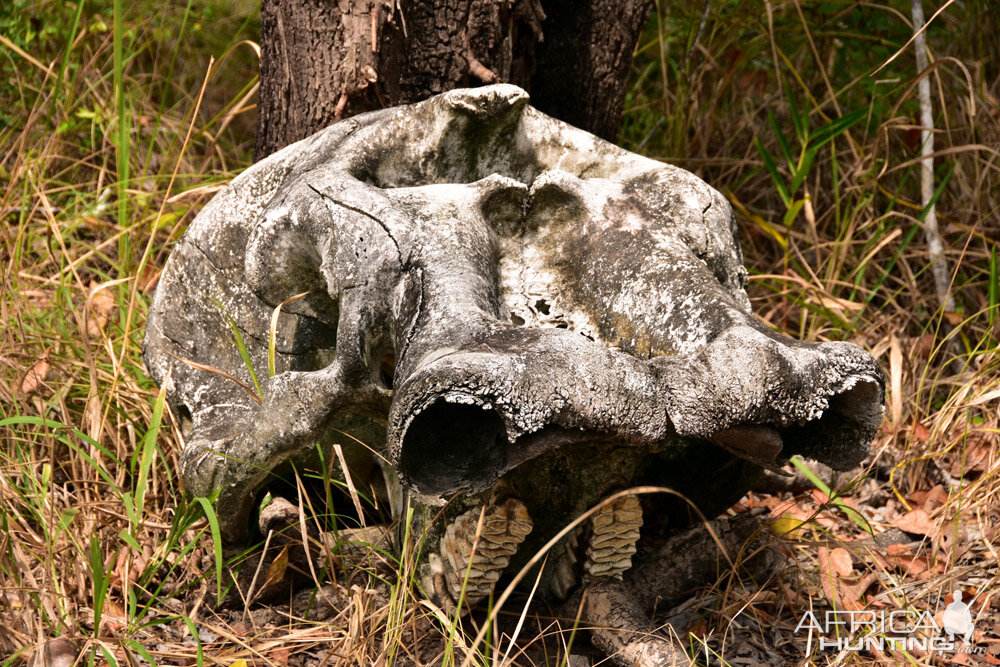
255,0,653,161
529,0,653,142
254,0,404,160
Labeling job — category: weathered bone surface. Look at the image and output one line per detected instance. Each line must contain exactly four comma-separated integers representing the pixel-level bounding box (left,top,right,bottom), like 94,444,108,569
144,84,884,596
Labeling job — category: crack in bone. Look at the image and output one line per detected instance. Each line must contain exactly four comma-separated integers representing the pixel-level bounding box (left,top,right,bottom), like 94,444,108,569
308,184,404,265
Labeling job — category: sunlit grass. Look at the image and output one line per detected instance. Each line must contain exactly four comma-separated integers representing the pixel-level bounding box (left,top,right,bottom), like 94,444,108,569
1,0,257,663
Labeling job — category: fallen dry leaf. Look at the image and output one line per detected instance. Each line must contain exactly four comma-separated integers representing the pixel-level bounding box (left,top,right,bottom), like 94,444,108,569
911,418,931,442
840,573,878,611
264,544,290,588
728,498,751,514
951,434,996,478
139,265,160,292
267,648,291,665
758,496,799,515
888,553,930,579
112,546,149,592
759,496,836,527
818,547,876,611
942,310,964,326
102,599,127,633
829,547,853,577
28,637,78,667
687,619,709,639
895,507,934,536
923,484,948,510
886,543,912,556
912,333,935,359
938,524,970,562
817,547,839,606
19,353,50,395
87,281,116,336
839,495,862,512
769,514,806,535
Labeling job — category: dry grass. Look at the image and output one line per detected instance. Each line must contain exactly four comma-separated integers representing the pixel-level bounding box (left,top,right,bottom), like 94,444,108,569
2,0,999,665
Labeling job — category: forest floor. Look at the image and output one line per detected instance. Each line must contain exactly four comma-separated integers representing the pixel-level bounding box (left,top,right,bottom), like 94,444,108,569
2,1,999,665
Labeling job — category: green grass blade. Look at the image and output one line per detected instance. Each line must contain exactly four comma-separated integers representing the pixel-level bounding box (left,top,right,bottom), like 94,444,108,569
0,416,122,486
808,108,867,150
132,383,167,533
767,109,796,172
789,147,817,198
52,0,86,109
783,198,806,227
754,136,791,207
113,0,131,275
790,456,872,535
786,85,806,143
178,615,205,667
96,644,119,667
118,529,142,553
193,496,225,605
123,639,158,666
209,293,263,398
89,535,109,634
865,165,954,304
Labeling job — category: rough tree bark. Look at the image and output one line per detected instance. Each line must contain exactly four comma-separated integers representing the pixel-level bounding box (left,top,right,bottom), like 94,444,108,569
528,0,653,141
254,0,653,160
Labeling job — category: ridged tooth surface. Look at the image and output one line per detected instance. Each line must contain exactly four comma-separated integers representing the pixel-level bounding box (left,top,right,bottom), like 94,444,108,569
436,497,533,605
582,495,643,581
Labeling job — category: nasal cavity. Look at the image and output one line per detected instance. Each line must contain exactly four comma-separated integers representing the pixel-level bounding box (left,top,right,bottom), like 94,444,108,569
399,401,508,496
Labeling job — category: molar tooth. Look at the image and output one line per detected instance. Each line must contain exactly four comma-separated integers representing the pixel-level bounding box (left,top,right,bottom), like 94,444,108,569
590,530,641,546
433,497,533,606
585,562,619,576
587,545,636,561
582,494,643,582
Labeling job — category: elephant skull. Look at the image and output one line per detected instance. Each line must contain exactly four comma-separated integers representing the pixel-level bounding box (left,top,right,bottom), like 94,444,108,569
144,84,884,603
